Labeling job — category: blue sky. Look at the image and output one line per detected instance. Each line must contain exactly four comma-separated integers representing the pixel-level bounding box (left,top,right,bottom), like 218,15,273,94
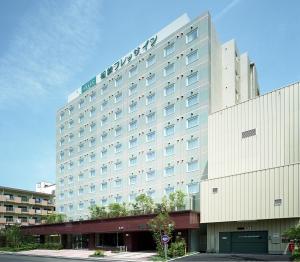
0,0,299,191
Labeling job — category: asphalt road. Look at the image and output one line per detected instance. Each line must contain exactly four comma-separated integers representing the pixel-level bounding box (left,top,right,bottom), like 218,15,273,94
174,253,290,261
0,254,123,262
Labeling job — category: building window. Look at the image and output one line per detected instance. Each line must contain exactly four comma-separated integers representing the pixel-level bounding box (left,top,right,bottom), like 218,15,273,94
115,126,122,137
68,176,74,184
101,84,108,95
147,190,155,198
59,193,64,200
101,198,108,206
78,99,84,109
78,158,84,166
129,119,137,131
187,182,199,194
164,83,175,96
115,160,122,170
59,125,64,133
129,101,137,113
59,151,64,160
90,169,96,177
146,112,156,123
146,170,155,181
69,204,74,212
60,138,65,146
186,50,198,65
186,93,199,107
78,114,84,123
78,188,84,195
129,65,138,78
90,153,96,162
115,179,122,187
90,199,96,207
68,190,73,198
101,165,108,174
59,112,64,120
90,185,96,193
79,128,84,138
101,100,108,111
129,193,137,202
78,202,84,210
186,28,198,43
115,76,123,87
129,156,137,166
101,132,108,142
115,92,122,103
90,123,96,132
146,150,155,161
164,166,174,176
90,92,96,102
186,115,199,129
146,55,156,67
115,195,122,203
186,72,198,86
115,143,122,153
60,206,64,213
164,42,175,56
129,137,138,148
164,104,175,116
165,144,174,156
129,175,137,185
115,109,122,120
165,186,174,196
69,120,74,128
69,147,73,156
187,137,199,150
146,131,155,142
101,116,108,126
164,124,175,136
187,160,199,172
164,63,175,76
90,107,96,117
101,182,108,191
101,148,107,158
146,93,155,105
146,74,156,86
129,84,138,96
78,173,84,181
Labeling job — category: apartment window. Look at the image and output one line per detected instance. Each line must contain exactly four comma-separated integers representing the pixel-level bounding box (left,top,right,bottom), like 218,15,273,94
146,150,155,161
101,165,108,174
59,179,64,186
129,65,138,78
129,137,137,148
101,182,108,191
59,125,64,133
164,104,175,116
68,148,73,156
90,123,96,132
115,92,122,103
129,175,137,185
101,132,108,142
186,93,199,107
59,151,64,160
164,166,174,176
164,63,175,76
129,193,137,202
101,100,108,111
115,76,123,87
69,204,74,211
129,84,137,96
101,148,107,158
68,176,74,184
147,190,155,198
146,93,155,105
101,116,108,126
60,206,64,213
186,28,198,43
90,199,96,206
115,196,122,203
78,202,84,210
115,109,122,120
69,161,74,169
164,83,175,96
90,138,96,147
187,182,199,194
59,165,64,173
146,74,156,86
164,124,175,136
146,131,155,142
129,119,137,131
187,160,199,172
59,193,64,200
186,50,198,65
186,115,199,129
187,137,199,150
164,42,175,56
60,138,65,146
90,153,96,162
101,198,108,206
115,160,122,170
79,99,84,109
115,126,122,137
79,128,84,137
101,84,108,95
90,107,96,117
90,185,96,193
78,143,84,152
59,112,64,120
78,188,84,195
146,55,156,67
115,178,122,187
78,158,84,166
68,190,73,197
78,173,84,181
69,120,74,128
129,156,137,166
90,169,96,177
129,101,137,113
165,144,175,156
90,92,96,102
68,133,74,142
79,114,84,123
186,72,198,86
115,143,122,153
165,186,174,196
146,170,155,181
146,112,156,123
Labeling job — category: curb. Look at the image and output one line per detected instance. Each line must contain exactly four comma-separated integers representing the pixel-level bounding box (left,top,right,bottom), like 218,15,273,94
167,252,199,261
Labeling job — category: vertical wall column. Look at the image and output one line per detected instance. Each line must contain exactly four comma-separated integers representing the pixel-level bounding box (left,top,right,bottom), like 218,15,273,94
88,233,95,250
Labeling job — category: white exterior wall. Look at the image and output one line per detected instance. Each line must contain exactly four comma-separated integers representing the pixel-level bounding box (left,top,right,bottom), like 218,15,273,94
208,82,300,179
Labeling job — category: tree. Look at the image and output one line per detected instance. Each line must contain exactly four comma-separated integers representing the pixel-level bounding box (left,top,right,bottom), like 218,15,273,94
135,194,154,214
89,205,107,219
45,213,66,224
284,225,300,240
108,203,128,218
169,190,186,211
3,225,22,248
148,212,175,257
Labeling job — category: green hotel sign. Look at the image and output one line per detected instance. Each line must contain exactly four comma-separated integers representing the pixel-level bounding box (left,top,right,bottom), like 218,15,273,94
81,35,158,94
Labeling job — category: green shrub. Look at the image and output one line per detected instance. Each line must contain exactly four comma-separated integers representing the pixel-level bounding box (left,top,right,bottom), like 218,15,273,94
40,242,63,250
168,239,186,258
90,249,105,257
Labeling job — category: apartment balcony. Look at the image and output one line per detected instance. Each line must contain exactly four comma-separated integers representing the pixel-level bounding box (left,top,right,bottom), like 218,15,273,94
28,218,36,225
41,200,49,206
28,209,35,215
0,195,6,202
28,198,35,205
0,206,5,213
5,196,22,204
14,207,22,214
41,210,48,216
0,217,5,224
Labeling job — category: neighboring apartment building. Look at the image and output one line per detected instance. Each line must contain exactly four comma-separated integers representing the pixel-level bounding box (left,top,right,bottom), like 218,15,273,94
55,12,259,220
36,181,56,195
0,186,55,229
201,81,300,254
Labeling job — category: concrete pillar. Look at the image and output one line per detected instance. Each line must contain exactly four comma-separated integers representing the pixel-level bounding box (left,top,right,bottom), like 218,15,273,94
124,233,134,251
88,233,95,250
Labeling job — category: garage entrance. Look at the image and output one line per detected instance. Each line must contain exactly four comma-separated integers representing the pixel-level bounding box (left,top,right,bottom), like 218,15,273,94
219,231,268,254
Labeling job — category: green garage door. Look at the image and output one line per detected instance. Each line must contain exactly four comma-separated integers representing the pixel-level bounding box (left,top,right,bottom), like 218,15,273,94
219,231,268,254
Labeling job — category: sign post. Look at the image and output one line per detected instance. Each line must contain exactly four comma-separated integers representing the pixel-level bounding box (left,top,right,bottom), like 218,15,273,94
161,234,170,260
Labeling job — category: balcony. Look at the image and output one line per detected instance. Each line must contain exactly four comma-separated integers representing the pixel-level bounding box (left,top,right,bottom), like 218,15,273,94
28,218,36,225
28,209,35,215
0,195,6,202
5,196,22,203
0,218,5,224
0,206,5,213
28,198,35,205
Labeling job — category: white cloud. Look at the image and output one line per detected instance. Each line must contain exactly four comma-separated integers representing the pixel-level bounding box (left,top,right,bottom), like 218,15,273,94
213,0,241,22
0,0,103,110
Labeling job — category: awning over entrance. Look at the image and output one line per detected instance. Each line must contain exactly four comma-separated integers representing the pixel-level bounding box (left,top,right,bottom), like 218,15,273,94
21,211,200,236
